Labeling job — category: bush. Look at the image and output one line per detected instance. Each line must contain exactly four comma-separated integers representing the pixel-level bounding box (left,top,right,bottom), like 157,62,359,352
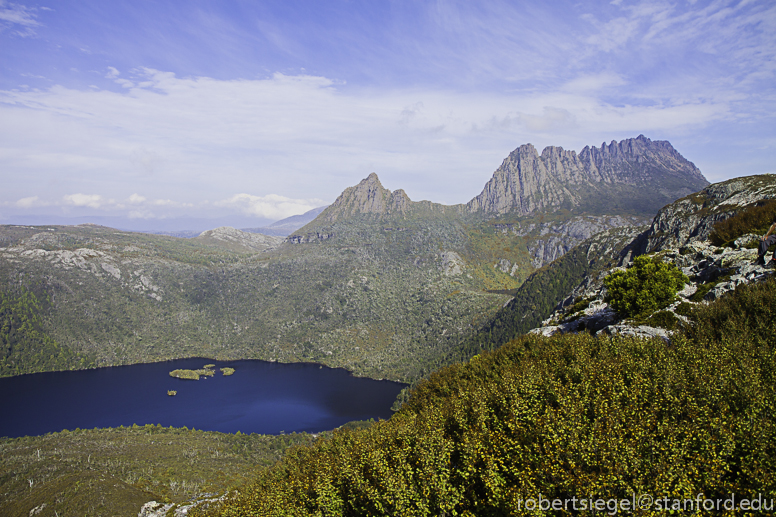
604,255,688,318
710,198,776,246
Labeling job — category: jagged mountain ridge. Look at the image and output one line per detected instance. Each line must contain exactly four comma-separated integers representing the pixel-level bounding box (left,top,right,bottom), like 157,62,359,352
313,173,459,224
467,135,708,216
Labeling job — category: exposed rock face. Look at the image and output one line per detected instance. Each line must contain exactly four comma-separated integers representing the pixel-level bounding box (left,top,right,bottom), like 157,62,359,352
195,226,283,252
531,241,773,341
315,173,422,223
508,215,649,268
467,135,708,217
639,174,776,253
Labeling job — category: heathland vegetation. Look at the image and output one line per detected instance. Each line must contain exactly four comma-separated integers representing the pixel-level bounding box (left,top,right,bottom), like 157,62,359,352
0,425,312,517
196,276,776,516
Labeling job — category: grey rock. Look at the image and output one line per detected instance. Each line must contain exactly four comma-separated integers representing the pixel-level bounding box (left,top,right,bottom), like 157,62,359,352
734,233,760,249
597,324,673,343
467,135,708,217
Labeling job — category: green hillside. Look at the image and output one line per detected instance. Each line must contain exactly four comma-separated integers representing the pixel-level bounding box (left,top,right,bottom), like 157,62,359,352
198,276,776,516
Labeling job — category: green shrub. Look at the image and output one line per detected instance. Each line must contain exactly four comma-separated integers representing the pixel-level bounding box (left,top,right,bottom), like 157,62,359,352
674,301,694,317
604,255,688,318
710,198,776,246
641,309,681,330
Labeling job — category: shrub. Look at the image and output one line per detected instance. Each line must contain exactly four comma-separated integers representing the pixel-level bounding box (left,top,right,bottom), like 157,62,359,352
710,198,776,246
604,255,688,318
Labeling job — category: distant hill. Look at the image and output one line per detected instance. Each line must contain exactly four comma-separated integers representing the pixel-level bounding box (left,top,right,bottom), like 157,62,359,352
242,206,328,236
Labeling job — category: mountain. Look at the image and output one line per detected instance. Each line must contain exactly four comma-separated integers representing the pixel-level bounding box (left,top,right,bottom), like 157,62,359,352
467,135,708,216
242,206,328,237
458,173,776,357
0,136,708,384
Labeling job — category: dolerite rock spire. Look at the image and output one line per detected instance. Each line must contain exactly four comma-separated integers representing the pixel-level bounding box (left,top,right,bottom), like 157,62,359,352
467,135,709,217
315,173,413,223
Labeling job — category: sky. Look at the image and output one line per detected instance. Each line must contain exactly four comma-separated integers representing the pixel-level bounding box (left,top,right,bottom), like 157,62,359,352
1,0,774,230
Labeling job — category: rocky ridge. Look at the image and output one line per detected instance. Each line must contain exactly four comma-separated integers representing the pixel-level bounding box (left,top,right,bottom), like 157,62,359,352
530,238,773,341
194,227,283,252
529,173,776,341
467,135,708,216
638,174,776,253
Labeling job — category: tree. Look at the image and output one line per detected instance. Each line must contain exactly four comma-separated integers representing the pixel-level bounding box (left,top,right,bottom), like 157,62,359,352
604,255,688,318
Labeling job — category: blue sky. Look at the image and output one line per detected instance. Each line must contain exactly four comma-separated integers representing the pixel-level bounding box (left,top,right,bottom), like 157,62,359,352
1,0,774,228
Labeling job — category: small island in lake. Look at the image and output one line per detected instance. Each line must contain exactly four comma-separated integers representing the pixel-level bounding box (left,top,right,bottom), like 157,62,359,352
169,365,215,380
167,390,177,396
169,364,235,380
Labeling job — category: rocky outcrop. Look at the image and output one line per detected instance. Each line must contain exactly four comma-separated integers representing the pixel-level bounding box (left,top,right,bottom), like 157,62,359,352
195,227,283,252
639,174,776,253
530,240,773,341
139,495,224,517
467,135,708,217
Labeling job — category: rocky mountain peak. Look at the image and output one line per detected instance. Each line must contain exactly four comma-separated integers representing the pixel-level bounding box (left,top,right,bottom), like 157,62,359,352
314,173,414,223
468,135,709,217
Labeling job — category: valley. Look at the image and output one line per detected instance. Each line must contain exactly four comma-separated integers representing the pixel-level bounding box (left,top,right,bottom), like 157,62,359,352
0,136,706,384
8,135,763,517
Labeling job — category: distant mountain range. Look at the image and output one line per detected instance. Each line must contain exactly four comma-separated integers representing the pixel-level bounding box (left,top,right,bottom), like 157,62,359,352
0,135,711,384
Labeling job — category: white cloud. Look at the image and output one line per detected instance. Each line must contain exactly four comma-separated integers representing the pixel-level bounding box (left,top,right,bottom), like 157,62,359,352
128,193,146,204
15,195,44,208
63,193,108,209
216,193,325,220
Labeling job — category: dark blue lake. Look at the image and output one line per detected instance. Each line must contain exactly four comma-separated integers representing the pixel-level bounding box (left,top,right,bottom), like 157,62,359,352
0,358,406,438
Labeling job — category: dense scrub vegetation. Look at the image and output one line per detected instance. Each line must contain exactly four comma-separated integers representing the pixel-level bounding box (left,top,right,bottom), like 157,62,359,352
0,223,510,383
0,287,94,376
199,278,776,516
0,424,312,517
604,255,688,318
710,198,776,246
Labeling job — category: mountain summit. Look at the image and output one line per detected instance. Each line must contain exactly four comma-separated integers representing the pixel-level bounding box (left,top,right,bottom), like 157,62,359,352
467,135,708,216
314,173,416,223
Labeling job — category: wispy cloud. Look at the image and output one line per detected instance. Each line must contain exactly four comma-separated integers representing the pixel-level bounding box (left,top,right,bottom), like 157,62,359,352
0,0,41,36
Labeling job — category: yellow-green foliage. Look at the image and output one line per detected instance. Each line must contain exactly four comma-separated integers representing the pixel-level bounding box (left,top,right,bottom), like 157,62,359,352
604,255,688,318
169,369,201,380
0,425,313,517
197,280,776,516
710,198,776,246
221,367,235,376
0,288,94,377
169,367,216,380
